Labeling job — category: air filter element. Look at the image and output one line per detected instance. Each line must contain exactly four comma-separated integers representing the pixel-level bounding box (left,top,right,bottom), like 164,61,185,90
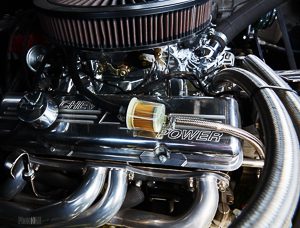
34,0,212,51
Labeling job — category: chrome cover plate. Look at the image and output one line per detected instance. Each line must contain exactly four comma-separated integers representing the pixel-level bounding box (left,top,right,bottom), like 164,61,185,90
0,95,242,171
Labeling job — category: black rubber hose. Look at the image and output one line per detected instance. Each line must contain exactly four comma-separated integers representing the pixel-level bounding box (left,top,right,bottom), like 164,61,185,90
216,0,286,43
67,51,121,114
121,186,145,209
242,54,300,137
212,68,299,227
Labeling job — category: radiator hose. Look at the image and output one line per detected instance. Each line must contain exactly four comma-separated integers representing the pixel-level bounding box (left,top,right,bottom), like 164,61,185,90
212,68,300,227
242,54,300,137
216,0,286,44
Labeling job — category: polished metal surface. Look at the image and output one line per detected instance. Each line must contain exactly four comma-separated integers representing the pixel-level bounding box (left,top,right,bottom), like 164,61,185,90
215,31,228,45
34,167,107,224
110,173,220,228
17,91,58,129
0,152,26,200
0,95,243,171
29,155,230,183
276,70,300,82
242,158,264,168
59,169,128,227
26,45,47,72
173,116,265,159
0,167,107,224
187,35,234,75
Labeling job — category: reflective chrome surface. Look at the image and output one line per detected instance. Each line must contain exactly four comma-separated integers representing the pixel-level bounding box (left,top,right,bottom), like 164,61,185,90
60,169,128,227
26,45,47,72
0,167,107,224
0,152,26,200
276,70,300,83
173,116,264,159
30,155,230,182
242,158,264,168
0,95,243,171
18,91,58,129
110,173,220,228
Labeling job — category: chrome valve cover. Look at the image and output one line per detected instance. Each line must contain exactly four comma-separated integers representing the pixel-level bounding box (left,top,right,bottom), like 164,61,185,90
0,95,242,171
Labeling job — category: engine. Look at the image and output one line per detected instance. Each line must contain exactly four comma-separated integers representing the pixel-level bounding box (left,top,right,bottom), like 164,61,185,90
0,0,299,227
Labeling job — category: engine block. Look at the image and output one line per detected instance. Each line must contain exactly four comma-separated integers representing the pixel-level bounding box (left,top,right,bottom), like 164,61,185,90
0,95,242,171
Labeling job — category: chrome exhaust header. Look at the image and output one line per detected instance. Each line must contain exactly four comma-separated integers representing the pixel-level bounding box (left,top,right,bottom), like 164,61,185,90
0,152,222,228
0,167,107,224
59,169,128,227
110,173,220,228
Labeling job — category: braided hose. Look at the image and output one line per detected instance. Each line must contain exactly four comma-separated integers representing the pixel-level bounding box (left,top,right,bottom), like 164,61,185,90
173,116,265,159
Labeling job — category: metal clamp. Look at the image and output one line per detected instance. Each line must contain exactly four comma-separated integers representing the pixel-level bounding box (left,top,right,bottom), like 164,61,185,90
9,150,34,180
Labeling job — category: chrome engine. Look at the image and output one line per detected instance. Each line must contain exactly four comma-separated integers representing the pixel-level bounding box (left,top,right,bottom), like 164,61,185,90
0,94,242,170
0,0,300,227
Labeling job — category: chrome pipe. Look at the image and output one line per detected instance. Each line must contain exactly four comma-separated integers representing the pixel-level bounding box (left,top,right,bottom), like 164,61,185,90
32,167,107,223
110,173,220,228
0,152,26,200
0,167,107,224
242,158,264,168
12,193,55,206
62,169,128,227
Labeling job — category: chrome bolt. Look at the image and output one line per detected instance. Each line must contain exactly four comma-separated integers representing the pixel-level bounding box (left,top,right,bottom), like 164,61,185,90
158,154,168,163
128,172,134,181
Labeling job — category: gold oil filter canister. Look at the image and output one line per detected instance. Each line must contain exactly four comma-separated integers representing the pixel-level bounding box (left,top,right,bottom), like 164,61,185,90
126,98,166,133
